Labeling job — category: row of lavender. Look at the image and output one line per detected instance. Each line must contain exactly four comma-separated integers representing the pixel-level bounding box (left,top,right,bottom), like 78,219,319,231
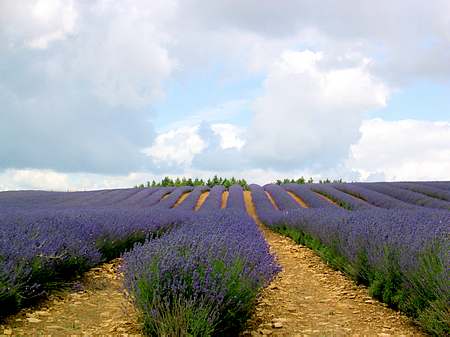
0,184,248,212
1,184,278,336
250,182,449,335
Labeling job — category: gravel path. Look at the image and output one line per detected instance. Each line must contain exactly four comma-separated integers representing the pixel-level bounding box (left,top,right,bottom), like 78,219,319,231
2,259,142,337
242,191,426,337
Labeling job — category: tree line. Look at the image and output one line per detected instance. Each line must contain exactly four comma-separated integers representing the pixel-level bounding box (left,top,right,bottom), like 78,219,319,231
135,176,249,189
135,176,344,189
274,177,344,185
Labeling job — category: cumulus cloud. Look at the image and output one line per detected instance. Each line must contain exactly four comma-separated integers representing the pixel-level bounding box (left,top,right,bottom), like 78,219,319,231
0,169,69,191
0,0,176,174
1,0,449,188
210,123,245,150
348,118,450,181
0,0,78,50
143,125,206,167
244,50,389,170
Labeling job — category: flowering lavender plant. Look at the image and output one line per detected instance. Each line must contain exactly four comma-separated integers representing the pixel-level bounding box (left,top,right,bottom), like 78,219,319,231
176,186,209,211
311,184,374,210
360,182,450,210
226,184,246,211
332,183,418,209
282,183,337,208
264,184,300,210
199,185,225,212
123,210,279,336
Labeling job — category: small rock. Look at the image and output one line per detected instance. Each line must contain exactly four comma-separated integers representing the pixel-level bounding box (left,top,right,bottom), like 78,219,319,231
47,325,64,330
273,317,288,322
35,310,50,316
26,317,41,323
3,329,12,335
259,329,272,335
272,322,283,328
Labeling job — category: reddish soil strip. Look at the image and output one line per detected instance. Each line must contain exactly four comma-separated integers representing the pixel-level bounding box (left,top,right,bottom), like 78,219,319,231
195,191,210,211
265,191,280,210
2,259,142,337
242,191,425,337
221,191,229,209
172,191,191,208
286,191,308,208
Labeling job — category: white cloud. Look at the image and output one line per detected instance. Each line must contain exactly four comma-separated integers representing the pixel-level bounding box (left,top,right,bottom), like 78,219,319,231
0,0,78,50
244,50,389,169
28,0,78,48
1,0,449,185
349,118,450,181
142,125,206,167
0,169,69,191
210,123,245,150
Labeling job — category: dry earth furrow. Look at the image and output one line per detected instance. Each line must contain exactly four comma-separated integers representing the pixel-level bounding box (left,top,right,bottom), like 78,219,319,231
2,259,142,337
173,191,191,208
286,191,308,208
195,191,210,211
242,191,425,337
221,190,229,208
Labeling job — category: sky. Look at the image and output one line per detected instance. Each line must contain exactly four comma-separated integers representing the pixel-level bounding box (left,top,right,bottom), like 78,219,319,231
1,0,449,191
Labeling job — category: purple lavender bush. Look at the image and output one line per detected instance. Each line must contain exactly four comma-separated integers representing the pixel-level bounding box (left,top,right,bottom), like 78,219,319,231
0,204,193,317
332,183,418,209
176,186,209,211
282,183,337,208
249,184,283,224
153,186,193,209
199,185,225,212
123,210,279,336
310,184,374,210
360,182,450,210
264,184,300,210
226,184,246,211
393,182,450,203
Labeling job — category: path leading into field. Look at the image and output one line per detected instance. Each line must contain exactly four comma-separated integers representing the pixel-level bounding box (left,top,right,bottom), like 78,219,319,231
2,190,427,337
242,191,425,337
2,259,142,337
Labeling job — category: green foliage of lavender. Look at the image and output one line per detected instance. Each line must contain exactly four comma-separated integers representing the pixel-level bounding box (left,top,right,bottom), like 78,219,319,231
123,211,280,336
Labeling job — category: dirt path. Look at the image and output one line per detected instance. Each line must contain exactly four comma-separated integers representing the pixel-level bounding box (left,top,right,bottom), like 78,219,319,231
2,259,142,337
242,191,425,337
2,192,427,337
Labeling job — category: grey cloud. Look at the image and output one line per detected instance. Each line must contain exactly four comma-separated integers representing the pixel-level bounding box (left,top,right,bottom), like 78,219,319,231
0,1,174,174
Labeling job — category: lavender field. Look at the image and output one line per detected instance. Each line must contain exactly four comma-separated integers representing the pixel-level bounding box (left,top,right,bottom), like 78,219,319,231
0,181,449,335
